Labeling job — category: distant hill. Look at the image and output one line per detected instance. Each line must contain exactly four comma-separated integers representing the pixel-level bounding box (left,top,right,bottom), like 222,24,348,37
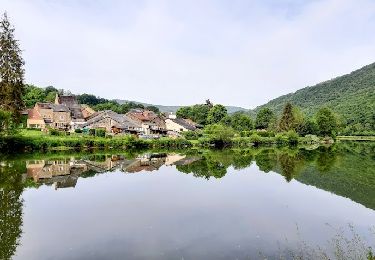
115,99,247,114
252,62,375,126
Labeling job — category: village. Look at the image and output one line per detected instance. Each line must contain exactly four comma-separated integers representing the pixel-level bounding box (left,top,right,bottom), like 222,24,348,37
26,93,201,138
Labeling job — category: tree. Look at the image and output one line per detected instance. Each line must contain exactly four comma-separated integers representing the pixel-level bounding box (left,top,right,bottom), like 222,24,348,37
0,12,25,122
278,103,296,132
145,105,160,114
176,104,211,125
230,113,253,131
204,124,235,146
0,109,14,136
255,108,275,129
315,107,338,137
45,91,58,102
297,119,318,136
23,85,46,108
219,115,232,126
176,106,192,119
207,104,227,124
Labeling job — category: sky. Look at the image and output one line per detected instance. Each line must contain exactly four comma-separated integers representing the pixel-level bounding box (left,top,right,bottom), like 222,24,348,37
1,0,375,108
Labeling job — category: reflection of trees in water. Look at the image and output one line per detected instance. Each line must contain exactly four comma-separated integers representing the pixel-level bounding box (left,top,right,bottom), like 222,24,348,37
176,157,227,179
176,146,341,183
232,151,253,170
316,146,337,173
255,149,277,173
0,161,25,260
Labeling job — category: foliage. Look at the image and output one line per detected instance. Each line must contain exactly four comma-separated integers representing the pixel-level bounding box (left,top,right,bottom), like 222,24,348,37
207,104,227,124
145,105,160,114
287,130,299,145
255,108,276,130
316,107,338,137
182,130,203,140
0,159,24,260
297,119,319,136
203,124,236,147
95,129,106,137
0,110,15,136
253,62,375,133
279,102,297,131
229,113,254,131
176,103,211,125
0,13,25,122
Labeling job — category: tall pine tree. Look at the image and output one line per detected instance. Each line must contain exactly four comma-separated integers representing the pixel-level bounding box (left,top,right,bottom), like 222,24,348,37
278,102,296,131
0,12,25,122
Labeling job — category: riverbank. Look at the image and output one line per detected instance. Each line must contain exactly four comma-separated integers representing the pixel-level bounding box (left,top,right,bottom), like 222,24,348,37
337,135,375,141
0,129,341,153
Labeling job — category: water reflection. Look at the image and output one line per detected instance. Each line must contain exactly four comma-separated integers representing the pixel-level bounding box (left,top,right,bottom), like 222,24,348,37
0,142,374,259
16,142,375,209
0,161,24,260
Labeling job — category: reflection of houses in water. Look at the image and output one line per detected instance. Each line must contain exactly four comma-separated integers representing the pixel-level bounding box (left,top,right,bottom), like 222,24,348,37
126,154,167,173
26,160,88,189
80,155,134,173
165,154,186,166
25,153,200,190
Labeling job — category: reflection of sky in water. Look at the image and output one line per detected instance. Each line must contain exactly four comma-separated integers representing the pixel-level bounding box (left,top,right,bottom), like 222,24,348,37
14,164,375,260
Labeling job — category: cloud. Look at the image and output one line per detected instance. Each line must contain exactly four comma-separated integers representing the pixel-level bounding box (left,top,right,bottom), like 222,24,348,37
1,0,375,108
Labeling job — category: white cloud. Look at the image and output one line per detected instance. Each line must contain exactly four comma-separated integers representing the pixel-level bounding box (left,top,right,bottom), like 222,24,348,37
1,0,375,108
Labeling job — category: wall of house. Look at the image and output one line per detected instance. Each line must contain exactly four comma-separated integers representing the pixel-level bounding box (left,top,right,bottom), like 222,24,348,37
165,119,188,133
37,108,54,120
85,118,115,132
53,111,71,129
27,119,45,129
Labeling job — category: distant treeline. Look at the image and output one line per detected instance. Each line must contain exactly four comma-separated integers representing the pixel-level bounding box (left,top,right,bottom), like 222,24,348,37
177,101,342,138
22,84,160,114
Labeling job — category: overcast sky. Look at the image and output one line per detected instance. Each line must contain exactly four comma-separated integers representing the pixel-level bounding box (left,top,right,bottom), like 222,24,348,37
1,0,375,108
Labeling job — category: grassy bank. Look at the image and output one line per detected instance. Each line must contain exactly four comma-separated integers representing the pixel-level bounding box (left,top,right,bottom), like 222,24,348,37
0,129,340,154
337,135,375,141
0,130,192,153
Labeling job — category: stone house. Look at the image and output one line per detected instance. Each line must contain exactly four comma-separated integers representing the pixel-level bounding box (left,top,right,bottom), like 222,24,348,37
165,118,197,133
27,102,71,130
55,94,86,129
26,94,95,130
126,109,167,135
81,110,143,134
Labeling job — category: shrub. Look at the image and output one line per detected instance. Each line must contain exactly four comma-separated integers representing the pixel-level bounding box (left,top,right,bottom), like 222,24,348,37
89,128,96,136
287,130,299,145
257,131,275,137
95,129,106,137
49,128,65,136
75,128,83,133
182,130,203,140
303,134,320,144
249,134,262,145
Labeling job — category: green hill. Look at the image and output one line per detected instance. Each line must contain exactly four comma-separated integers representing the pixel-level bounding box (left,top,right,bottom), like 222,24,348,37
253,63,375,128
115,99,247,114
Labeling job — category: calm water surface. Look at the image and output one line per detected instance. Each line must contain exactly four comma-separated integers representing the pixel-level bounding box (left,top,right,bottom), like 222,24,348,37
1,142,374,259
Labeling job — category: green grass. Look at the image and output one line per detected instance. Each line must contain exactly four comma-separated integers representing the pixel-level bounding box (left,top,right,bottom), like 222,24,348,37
337,136,375,141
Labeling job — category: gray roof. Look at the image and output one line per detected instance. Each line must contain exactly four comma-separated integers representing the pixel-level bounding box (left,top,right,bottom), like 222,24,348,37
81,110,141,129
170,118,197,131
51,104,70,112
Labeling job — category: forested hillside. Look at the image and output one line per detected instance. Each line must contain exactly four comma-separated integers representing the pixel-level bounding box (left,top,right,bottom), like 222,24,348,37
253,63,375,130
115,99,246,114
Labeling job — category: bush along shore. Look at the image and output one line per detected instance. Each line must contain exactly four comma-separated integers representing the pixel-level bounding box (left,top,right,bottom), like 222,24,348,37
0,129,335,153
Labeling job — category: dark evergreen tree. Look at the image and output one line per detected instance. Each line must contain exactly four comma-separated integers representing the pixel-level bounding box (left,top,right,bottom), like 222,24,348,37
0,12,25,122
278,102,296,131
